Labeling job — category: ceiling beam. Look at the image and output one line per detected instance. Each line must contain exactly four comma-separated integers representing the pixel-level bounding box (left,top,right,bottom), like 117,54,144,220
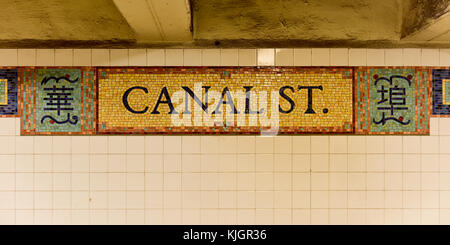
112,0,192,42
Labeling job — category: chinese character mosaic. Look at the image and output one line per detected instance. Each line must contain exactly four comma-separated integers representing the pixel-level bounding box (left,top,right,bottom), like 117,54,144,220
0,69,18,117
355,67,431,135
432,68,450,116
21,68,96,135
97,67,353,135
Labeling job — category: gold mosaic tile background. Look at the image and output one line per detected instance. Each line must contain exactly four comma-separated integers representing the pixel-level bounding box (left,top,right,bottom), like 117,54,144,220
98,68,353,134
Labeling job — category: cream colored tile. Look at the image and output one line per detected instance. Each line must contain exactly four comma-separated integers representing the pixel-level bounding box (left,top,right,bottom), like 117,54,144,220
237,154,255,172
292,136,310,153
293,154,310,172
164,136,181,153
127,136,145,154
421,154,439,171
90,155,108,172
440,49,450,66
34,155,52,172
15,172,33,190
311,154,328,172
255,209,273,224
330,154,347,172
422,191,439,208
402,48,421,66
129,49,147,66
147,49,165,66
348,154,366,172
71,136,89,154
311,173,328,190
73,49,91,66
274,172,291,190
292,209,310,224
421,49,439,66
330,136,347,153
430,117,439,135
202,49,220,66
53,155,71,172
0,49,18,66
440,173,450,190
274,154,291,172
255,154,273,172
274,136,291,153
403,136,420,153
293,173,310,190
421,209,439,225
275,48,293,66
255,191,274,208
348,136,366,153
366,173,384,190
329,173,347,190
385,49,403,66
366,136,384,154
404,173,420,190
236,209,255,225
311,48,330,66
257,49,274,66
292,191,310,208
403,209,420,224
183,49,202,66
163,154,181,172
329,209,347,224
15,137,34,154
311,136,329,154
385,191,403,208
385,154,403,172
366,154,384,172
0,118,16,136
440,118,450,135
330,48,348,66
145,136,163,153
54,49,73,66
15,191,33,209
182,154,201,172
440,155,450,171
0,155,14,172
0,173,14,190
52,136,71,154
349,48,366,66
366,49,384,66
441,136,450,153
348,209,366,224
220,49,238,66
348,173,366,190
421,173,439,190
36,49,54,66
421,136,439,154
366,209,384,225
293,48,312,66
255,173,273,191
235,49,255,66
127,191,145,209
311,191,328,208
34,191,52,209
91,49,110,66
255,136,273,154
110,49,128,66
109,191,126,209
367,191,384,208
237,136,255,154
329,191,347,208
385,136,402,153
18,49,36,66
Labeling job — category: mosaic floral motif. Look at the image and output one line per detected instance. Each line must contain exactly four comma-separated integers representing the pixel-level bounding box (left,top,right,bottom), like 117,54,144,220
21,68,96,135
432,69,450,116
97,67,354,135
0,69,18,117
355,67,430,135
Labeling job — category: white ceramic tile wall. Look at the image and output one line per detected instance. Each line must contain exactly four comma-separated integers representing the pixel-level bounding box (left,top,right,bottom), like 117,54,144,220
0,48,449,225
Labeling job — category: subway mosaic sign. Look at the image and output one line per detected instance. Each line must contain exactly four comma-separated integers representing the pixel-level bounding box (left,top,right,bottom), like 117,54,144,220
8,66,449,135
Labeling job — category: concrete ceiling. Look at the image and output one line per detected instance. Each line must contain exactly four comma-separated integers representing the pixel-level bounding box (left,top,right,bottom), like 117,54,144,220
0,0,448,48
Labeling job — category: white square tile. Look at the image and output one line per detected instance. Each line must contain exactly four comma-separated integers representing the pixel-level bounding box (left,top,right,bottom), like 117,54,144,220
349,49,367,66
36,49,55,66
0,49,18,66
311,48,330,66
91,49,110,66
421,49,439,66
238,49,256,66
385,49,403,66
52,136,71,154
311,136,329,153
0,118,16,135
440,49,450,66
147,49,165,66
127,136,145,154
129,49,147,66
145,136,163,153
18,49,36,66
257,49,274,66
293,49,311,66
202,49,220,66
110,49,128,66
0,136,15,154
330,48,348,66
366,49,384,66
54,49,73,66
73,49,91,66
402,48,421,66
165,49,183,66
275,49,293,66
183,49,202,66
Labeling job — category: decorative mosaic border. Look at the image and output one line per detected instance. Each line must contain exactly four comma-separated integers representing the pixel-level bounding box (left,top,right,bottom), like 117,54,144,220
354,66,431,135
20,67,97,135
96,66,354,135
0,68,19,118
432,67,450,117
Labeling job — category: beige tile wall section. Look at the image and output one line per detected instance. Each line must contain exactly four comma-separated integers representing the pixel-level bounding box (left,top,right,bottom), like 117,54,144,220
0,48,449,224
